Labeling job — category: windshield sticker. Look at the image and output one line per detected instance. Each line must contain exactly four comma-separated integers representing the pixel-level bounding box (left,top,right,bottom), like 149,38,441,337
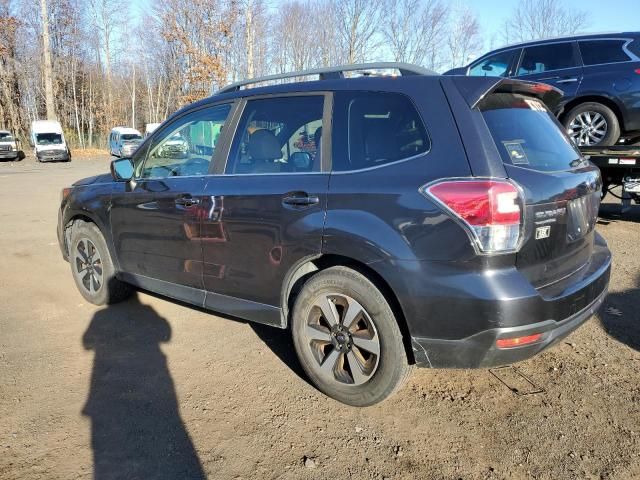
503,140,529,164
524,98,546,112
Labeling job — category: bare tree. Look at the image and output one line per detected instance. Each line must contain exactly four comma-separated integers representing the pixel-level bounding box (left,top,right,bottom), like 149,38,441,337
334,0,384,64
503,0,589,43
382,0,449,70
447,5,482,70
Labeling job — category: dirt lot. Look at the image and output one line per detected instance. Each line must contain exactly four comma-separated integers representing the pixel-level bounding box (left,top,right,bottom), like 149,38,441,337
1,155,639,480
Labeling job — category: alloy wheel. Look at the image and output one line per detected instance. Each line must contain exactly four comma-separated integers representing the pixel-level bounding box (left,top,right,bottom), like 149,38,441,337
567,111,608,146
73,238,103,294
303,293,380,385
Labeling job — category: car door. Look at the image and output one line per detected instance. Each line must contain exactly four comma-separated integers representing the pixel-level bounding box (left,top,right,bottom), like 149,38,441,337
109,103,233,304
200,93,331,326
514,41,583,100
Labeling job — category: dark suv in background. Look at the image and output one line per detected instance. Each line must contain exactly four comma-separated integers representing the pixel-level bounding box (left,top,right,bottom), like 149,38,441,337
58,64,611,405
445,32,640,147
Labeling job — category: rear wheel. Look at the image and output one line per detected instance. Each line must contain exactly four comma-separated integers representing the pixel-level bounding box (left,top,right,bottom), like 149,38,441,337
291,266,412,406
563,102,620,146
69,221,133,305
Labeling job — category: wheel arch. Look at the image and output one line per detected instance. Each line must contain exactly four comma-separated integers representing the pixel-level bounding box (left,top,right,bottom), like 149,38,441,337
62,212,119,271
281,254,416,364
560,95,625,130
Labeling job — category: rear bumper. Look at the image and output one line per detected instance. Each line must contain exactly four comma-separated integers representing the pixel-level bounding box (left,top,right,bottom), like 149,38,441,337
411,281,608,368
377,233,612,368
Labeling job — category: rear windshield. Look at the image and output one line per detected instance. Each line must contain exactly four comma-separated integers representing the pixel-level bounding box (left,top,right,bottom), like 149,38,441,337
480,93,583,172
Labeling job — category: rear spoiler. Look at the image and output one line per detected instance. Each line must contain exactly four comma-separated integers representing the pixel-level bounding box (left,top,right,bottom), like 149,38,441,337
448,76,564,112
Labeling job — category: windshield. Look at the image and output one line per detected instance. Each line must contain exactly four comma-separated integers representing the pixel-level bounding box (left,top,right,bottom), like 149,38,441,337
36,133,62,145
121,134,142,141
0,133,15,142
480,93,583,172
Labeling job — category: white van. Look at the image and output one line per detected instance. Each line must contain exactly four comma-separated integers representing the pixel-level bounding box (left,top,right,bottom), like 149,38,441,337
30,121,70,162
109,127,143,157
145,123,161,138
0,130,25,161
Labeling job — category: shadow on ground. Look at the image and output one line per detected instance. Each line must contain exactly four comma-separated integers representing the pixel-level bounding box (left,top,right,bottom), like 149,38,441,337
600,277,640,353
82,294,205,480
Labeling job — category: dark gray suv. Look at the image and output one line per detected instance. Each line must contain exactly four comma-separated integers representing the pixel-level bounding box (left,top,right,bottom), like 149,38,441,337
58,63,611,405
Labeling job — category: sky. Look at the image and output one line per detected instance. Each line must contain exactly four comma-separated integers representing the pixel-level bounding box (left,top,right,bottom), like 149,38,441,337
131,0,640,53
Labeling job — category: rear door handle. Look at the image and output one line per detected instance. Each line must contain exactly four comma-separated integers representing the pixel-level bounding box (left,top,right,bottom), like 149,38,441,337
282,193,320,207
556,78,578,84
175,195,200,207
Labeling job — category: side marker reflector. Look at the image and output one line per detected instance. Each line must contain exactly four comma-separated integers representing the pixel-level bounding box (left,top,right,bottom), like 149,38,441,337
496,333,542,349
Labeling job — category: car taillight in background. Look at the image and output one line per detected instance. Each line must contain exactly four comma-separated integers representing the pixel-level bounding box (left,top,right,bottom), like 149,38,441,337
422,179,523,254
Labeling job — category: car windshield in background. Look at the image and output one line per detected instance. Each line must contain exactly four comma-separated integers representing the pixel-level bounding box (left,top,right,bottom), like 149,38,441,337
479,93,582,172
121,134,142,141
0,134,15,142
36,133,62,145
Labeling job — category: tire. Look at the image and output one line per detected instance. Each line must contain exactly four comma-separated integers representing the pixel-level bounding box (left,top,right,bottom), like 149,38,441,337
291,266,412,406
69,221,133,305
563,102,620,147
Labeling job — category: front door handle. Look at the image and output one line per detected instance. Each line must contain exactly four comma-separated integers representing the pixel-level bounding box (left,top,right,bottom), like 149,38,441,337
282,193,320,207
556,78,578,84
175,195,200,207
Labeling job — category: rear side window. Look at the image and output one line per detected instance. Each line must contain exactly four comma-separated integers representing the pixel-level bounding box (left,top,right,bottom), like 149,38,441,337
579,40,632,65
628,39,640,57
469,50,519,77
480,93,581,172
332,92,429,171
517,42,578,75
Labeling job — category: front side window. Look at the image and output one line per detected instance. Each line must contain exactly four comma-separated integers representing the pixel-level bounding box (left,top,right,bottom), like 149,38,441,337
226,95,324,174
579,40,631,66
517,42,577,75
332,92,429,172
138,104,230,179
469,50,518,77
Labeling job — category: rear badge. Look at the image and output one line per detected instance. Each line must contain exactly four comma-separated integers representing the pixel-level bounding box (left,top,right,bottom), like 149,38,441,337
535,225,551,240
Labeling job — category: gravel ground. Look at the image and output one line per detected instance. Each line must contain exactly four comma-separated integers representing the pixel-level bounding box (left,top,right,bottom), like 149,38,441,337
1,155,639,480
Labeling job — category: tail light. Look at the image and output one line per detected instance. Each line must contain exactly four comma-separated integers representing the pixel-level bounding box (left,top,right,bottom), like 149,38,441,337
422,179,523,254
635,68,640,75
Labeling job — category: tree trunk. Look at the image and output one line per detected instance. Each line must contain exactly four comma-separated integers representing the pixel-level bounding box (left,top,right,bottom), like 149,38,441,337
40,0,56,120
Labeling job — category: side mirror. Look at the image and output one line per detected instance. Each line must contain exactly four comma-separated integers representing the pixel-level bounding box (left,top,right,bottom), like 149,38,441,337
111,158,134,181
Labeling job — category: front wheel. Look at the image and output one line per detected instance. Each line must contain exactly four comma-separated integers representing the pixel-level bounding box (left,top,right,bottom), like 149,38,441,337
291,266,412,406
69,221,133,305
563,102,620,147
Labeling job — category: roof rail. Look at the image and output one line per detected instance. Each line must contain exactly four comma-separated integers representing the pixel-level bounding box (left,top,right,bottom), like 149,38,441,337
216,62,436,94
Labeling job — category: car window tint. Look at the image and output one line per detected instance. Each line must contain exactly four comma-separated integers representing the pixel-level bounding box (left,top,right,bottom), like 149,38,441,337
469,50,517,77
139,104,230,179
628,39,640,57
517,42,577,75
226,96,324,174
480,93,581,172
579,40,631,65
332,91,429,172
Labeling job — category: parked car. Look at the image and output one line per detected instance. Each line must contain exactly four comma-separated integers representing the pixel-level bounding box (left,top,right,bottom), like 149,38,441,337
0,130,25,161
58,63,611,406
109,127,143,157
30,120,71,162
444,32,640,147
